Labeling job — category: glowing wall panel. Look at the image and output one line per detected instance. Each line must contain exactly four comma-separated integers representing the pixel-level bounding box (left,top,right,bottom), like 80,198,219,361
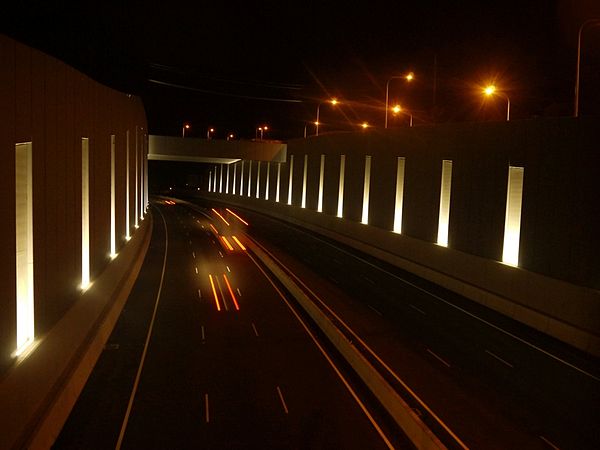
276,162,281,203
233,163,237,195
239,161,244,195
337,155,346,218
393,157,406,234
15,142,34,355
219,164,223,193
317,155,325,213
208,171,212,192
361,156,372,224
110,136,117,256
247,161,252,197
226,164,230,194
134,130,138,229
301,154,308,208
256,161,261,198
81,138,90,289
125,131,130,239
265,162,270,200
503,166,525,266
437,159,453,247
287,155,294,205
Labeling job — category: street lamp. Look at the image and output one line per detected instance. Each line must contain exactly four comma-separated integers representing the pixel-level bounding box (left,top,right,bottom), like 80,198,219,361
391,104,413,127
483,85,510,121
316,98,339,136
207,128,215,140
361,122,370,129
574,19,600,117
182,123,190,137
256,125,268,140
385,73,414,128
227,133,234,141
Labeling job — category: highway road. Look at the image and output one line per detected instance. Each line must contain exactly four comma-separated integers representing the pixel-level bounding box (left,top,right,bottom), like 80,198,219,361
182,195,600,450
55,200,408,449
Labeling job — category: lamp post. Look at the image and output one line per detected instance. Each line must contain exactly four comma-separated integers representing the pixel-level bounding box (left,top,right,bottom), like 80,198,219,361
227,134,234,141
182,123,190,137
391,105,413,127
207,128,215,140
574,19,600,117
385,72,414,128
483,85,510,121
316,98,339,136
256,125,268,140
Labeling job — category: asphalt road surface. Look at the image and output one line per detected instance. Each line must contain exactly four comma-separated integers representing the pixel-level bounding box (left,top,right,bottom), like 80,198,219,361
55,200,408,449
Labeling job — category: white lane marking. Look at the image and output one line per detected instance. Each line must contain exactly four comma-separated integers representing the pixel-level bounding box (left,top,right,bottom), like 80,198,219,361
198,289,202,299
116,206,169,450
409,304,426,315
218,251,224,258
252,323,259,337
215,276,228,311
195,267,198,274
246,252,395,449
201,325,205,341
204,394,210,423
485,350,514,368
192,251,196,258
278,222,600,382
276,386,289,414
329,277,338,284
333,258,342,264
368,304,383,316
211,239,216,244
237,288,242,296
426,348,451,368
363,276,375,284
188,239,192,245
226,265,231,272
539,435,561,450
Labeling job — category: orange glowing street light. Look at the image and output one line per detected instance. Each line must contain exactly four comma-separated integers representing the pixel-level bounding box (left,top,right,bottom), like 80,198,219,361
385,73,414,128
361,122,370,129
483,85,510,121
391,104,413,127
207,127,215,140
182,123,191,137
256,125,269,140
316,98,339,136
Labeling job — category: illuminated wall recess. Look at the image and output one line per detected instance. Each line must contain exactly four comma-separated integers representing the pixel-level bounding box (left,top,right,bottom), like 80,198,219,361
125,131,130,240
110,135,117,257
393,157,406,234
247,160,252,197
437,159,453,247
134,130,139,229
213,165,217,192
276,162,281,202
81,138,90,289
317,154,325,212
139,143,144,221
361,155,372,224
208,171,212,192
226,164,230,194
337,155,346,218
287,155,294,205
144,134,149,211
301,154,308,208
502,166,525,266
15,142,34,356
232,163,237,195
239,161,244,195
265,162,270,200
256,161,261,198
219,164,223,193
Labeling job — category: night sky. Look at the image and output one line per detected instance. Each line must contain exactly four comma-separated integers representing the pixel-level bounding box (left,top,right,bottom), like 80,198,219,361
3,1,600,139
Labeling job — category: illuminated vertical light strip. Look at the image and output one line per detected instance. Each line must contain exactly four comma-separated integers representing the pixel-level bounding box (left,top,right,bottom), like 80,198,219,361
393,157,406,234
226,164,230,194
239,161,244,196
361,155,372,224
502,166,525,266
233,163,237,195
256,161,261,198
301,154,308,208
110,135,117,257
265,162,270,200
276,162,281,202
208,171,212,192
213,166,217,192
337,155,346,218
437,159,453,247
247,160,252,197
81,138,90,289
134,130,139,229
317,154,325,212
287,155,294,205
219,164,223,193
15,142,34,355
208,274,221,311
139,142,144,220
144,134,149,211
125,131,130,240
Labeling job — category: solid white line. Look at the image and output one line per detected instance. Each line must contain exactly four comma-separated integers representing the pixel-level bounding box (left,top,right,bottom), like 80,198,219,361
115,206,169,450
409,304,426,315
329,277,338,284
364,276,375,284
276,386,289,414
485,350,514,368
368,304,383,316
427,348,451,368
192,251,196,258
246,252,395,449
226,265,231,272
205,394,210,423
195,267,198,274
198,289,202,299
276,222,600,382
201,326,205,341
219,251,223,258
252,323,259,337
539,435,561,450
237,288,242,296
189,239,192,245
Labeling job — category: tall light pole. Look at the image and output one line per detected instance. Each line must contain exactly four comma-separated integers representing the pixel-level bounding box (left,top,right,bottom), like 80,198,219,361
182,123,190,137
207,128,215,140
483,85,510,121
316,98,339,136
385,72,414,128
574,19,600,117
391,105,413,127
